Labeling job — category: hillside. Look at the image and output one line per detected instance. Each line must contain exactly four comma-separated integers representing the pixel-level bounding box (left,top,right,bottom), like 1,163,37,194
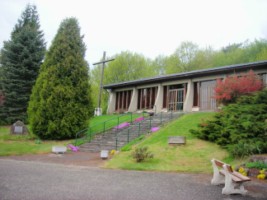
106,112,235,173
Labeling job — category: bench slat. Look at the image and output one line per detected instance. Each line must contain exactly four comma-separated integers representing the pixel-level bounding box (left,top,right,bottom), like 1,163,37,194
219,170,245,182
214,159,224,168
232,171,251,182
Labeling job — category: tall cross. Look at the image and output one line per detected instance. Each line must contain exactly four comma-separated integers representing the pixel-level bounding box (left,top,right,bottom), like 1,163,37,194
93,51,115,113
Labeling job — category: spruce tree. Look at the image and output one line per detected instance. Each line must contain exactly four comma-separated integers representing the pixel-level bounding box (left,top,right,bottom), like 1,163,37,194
0,4,46,124
28,18,92,139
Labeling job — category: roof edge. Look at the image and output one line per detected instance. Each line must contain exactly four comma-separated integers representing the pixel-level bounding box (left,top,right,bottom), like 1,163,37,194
103,60,267,89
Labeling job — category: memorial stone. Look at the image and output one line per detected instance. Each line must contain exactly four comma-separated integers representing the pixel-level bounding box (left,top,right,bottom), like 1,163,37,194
168,136,186,145
10,120,28,135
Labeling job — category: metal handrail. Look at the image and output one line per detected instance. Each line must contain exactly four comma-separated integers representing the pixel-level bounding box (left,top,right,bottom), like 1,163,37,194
114,110,178,150
75,112,134,146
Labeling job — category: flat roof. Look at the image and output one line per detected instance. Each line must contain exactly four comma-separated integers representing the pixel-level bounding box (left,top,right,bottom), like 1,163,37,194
103,60,267,90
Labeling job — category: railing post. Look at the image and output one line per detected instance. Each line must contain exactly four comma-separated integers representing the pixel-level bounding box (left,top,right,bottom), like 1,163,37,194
130,112,133,124
127,129,130,143
115,137,118,150
149,115,152,129
88,128,91,142
138,122,141,136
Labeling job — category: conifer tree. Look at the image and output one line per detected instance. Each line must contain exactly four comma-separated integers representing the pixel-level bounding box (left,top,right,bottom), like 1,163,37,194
28,18,92,139
0,4,46,124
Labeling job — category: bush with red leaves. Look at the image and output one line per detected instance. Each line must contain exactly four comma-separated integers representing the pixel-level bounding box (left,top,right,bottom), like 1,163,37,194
214,70,263,104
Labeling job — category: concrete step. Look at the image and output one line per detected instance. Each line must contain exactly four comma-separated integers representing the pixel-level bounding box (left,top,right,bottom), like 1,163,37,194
79,112,183,152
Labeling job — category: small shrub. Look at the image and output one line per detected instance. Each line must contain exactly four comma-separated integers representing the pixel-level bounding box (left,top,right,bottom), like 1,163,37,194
246,161,267,169
132,146,154,162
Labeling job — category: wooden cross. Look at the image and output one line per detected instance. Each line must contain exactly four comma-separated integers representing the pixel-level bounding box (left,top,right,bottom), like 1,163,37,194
93,51,115,114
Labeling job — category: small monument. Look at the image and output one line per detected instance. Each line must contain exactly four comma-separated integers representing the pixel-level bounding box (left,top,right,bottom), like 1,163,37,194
168,136,186,146
10,120,28,135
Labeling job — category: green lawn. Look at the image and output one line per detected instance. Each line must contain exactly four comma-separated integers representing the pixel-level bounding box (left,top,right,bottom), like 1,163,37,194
0,125,72,156
106,112,241,173
0,113,143,156
88,113,141,134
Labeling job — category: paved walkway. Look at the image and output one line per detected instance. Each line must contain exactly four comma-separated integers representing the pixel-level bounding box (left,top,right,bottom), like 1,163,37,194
0,152,266,200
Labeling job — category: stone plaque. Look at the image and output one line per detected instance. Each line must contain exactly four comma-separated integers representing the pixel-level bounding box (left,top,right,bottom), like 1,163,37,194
168,136,186,145
14,126,23,134
10,120,28,135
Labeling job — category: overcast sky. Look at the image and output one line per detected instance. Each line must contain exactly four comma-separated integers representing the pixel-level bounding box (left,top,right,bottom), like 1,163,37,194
1,0,267,67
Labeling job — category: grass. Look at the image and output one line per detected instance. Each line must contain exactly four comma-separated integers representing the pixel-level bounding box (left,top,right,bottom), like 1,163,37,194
88,113,141,134
0,140,72,156
0,113,143,156
0,125,72,156
105,112,243,173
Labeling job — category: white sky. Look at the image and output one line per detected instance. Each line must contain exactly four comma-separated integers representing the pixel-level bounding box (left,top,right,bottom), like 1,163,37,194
1,0,267,67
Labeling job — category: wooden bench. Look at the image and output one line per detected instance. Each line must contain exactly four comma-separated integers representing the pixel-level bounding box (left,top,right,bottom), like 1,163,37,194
211,159,251,195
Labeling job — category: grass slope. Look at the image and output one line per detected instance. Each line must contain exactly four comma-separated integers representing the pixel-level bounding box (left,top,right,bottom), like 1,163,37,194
106,112,230,173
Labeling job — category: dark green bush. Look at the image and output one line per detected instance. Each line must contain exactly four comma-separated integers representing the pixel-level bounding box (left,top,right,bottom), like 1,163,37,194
190,89,267,158
227,141,263,158
132,146,154,162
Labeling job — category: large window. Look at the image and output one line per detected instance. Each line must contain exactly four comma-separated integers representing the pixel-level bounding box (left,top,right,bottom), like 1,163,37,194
115,90,132,112
137,87,158,110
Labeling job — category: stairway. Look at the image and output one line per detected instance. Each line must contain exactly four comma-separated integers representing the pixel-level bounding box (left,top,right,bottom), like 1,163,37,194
79,112,183,152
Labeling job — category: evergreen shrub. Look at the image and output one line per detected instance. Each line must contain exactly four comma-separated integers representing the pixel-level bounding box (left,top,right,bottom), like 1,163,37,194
190,89,267,158
28,18,92,139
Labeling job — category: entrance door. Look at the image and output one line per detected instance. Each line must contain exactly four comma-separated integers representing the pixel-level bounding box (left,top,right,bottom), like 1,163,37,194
168,89,184,111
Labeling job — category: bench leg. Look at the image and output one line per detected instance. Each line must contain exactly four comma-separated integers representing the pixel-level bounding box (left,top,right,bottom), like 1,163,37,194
211,173,225,185
222,170,247,195
211,159,225,185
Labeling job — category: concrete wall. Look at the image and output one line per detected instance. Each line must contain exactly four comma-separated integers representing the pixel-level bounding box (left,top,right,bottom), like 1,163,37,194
183,80,194,112
106,90,116,114
154,84,163,113
128,88,138,112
